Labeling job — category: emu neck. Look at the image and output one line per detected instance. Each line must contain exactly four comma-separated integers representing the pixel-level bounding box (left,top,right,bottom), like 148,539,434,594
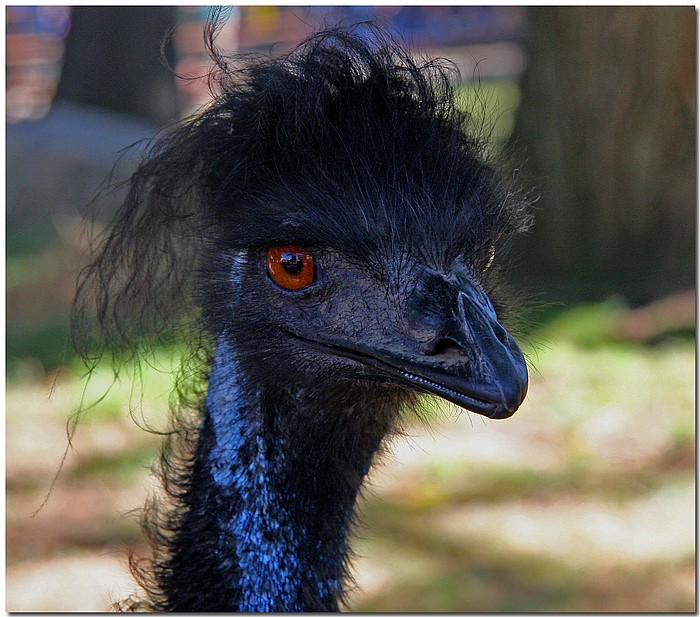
164,339,394,612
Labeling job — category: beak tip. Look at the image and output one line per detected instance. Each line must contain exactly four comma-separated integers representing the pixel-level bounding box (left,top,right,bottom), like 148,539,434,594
489,405,518,420
490,377,528,420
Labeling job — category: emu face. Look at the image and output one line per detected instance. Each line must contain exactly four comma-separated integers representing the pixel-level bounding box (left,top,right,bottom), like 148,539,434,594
208,150,528,418
191,33,532,422
211,226,527,420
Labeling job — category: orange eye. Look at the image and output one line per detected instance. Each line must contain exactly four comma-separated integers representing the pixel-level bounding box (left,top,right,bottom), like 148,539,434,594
267,245,315,290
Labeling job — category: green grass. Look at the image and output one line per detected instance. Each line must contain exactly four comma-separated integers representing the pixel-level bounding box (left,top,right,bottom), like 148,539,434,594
69,447,157,482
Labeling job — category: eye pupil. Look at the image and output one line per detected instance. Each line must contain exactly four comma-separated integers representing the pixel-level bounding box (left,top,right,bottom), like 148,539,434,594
280,252,304,275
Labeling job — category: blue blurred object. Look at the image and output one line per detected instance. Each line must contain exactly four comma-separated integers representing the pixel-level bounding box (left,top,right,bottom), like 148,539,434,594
6,5,70,36
311,5,525,45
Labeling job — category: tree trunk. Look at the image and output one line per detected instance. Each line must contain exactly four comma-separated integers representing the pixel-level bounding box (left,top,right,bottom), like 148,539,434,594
56,6,179,127
510,7,695,304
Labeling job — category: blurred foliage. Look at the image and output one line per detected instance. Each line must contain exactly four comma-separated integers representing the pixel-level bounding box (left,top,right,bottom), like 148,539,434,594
7,220,77,375
458,78,522,151
7,219,61,258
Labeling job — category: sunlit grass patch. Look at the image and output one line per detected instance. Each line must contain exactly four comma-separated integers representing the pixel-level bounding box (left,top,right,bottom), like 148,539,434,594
354,471,694,612
69,447,157,482
522,338,694,470
64,347,182,426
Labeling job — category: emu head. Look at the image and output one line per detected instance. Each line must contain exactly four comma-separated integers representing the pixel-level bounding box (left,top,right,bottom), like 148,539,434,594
74,27,531,422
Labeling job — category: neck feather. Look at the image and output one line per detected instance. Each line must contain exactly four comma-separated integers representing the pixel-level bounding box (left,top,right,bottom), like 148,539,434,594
159,338,396,611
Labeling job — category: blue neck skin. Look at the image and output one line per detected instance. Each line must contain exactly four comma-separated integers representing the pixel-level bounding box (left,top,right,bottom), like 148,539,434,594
207,339,328,611
164,337,383,612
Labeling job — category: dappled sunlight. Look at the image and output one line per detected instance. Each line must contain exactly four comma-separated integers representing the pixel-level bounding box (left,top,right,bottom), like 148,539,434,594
348,335,694,612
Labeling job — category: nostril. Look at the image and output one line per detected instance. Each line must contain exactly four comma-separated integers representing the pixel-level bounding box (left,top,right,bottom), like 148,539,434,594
421,336,468,357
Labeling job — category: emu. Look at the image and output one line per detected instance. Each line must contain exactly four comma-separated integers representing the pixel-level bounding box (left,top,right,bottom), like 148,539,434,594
73,24,531,612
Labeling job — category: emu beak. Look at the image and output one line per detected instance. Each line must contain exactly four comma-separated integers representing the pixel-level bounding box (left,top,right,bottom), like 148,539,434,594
405,278,529,419
294,276,528,420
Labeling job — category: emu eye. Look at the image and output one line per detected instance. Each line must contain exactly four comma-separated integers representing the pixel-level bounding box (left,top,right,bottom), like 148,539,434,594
267,245,315,290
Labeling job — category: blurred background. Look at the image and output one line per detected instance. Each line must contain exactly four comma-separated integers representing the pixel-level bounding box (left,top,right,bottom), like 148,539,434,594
6,5,695,611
